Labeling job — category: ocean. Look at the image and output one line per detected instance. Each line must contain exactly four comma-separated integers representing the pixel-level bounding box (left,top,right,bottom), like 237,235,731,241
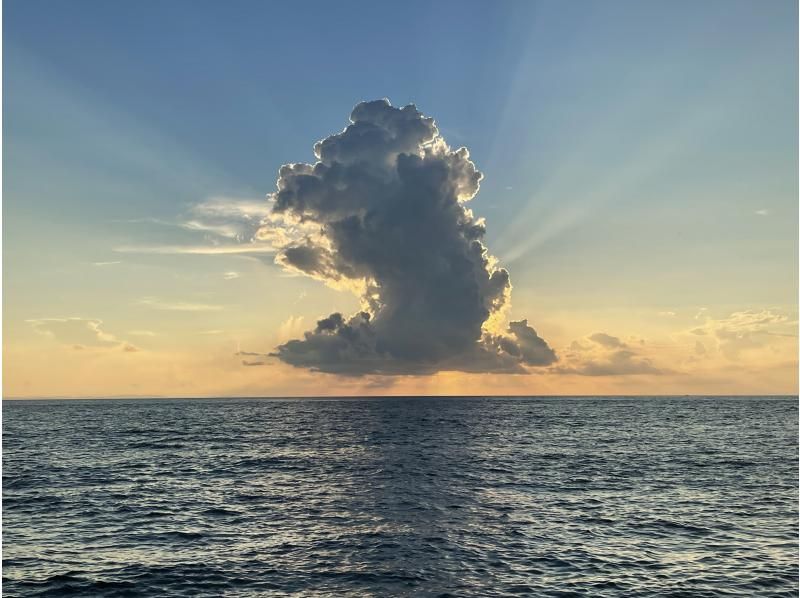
3,396,798,596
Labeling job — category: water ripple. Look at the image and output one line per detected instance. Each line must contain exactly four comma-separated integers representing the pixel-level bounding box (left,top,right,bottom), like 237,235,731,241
3,396,798,596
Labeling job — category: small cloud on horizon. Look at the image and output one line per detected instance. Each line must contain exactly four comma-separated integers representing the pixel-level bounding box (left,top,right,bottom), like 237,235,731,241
587,332,627,349
235,348,273,367
241,360,267,366
687,309,794,360
555,331,669,376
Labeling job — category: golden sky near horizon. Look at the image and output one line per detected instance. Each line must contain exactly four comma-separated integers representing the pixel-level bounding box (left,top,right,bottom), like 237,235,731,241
5,303,797,398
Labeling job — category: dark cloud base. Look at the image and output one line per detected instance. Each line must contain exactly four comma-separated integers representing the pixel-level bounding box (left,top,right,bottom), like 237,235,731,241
271,312,556,376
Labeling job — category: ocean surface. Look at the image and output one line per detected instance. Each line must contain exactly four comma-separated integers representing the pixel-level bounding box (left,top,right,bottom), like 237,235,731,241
3,396,798,597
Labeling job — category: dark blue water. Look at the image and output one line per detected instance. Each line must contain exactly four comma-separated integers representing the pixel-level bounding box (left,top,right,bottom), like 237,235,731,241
3,397,798,597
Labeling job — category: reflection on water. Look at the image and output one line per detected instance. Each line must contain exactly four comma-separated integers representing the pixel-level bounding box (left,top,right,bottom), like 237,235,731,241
3,397,798,596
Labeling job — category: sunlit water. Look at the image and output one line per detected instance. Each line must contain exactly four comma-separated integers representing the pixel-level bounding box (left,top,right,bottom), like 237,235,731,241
3,397,798,596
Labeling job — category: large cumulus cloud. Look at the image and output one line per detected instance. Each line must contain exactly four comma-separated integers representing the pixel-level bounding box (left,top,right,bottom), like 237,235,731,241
259,99,556,375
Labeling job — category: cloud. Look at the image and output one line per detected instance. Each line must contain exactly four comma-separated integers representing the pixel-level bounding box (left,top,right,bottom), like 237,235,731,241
27,318,138,352
555,331,667,376
118,197,270,242
114,244,275,255
558,350,665,376
236,350,268,357
234,349,272,367
92,261,121,266
223,271,240,280
181,197,271,240
588,332,627,349
260,100,556,375
499,320,558,366
754,209,769,216
137,297,224,312
690,309,795,359
277,315,306,343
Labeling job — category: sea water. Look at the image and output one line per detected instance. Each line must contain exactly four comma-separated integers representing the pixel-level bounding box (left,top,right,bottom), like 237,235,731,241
3,397,798,596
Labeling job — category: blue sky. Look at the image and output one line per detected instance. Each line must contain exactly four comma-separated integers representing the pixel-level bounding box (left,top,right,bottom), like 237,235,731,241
4,0,797,396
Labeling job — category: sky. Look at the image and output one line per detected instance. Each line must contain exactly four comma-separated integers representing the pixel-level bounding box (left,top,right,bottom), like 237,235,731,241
3,0,797,397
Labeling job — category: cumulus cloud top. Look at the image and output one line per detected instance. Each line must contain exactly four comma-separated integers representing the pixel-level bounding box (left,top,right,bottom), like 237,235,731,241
259,99,556,375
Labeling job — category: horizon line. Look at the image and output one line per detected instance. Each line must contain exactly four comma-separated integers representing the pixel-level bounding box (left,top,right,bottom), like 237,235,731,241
4,394,797,401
